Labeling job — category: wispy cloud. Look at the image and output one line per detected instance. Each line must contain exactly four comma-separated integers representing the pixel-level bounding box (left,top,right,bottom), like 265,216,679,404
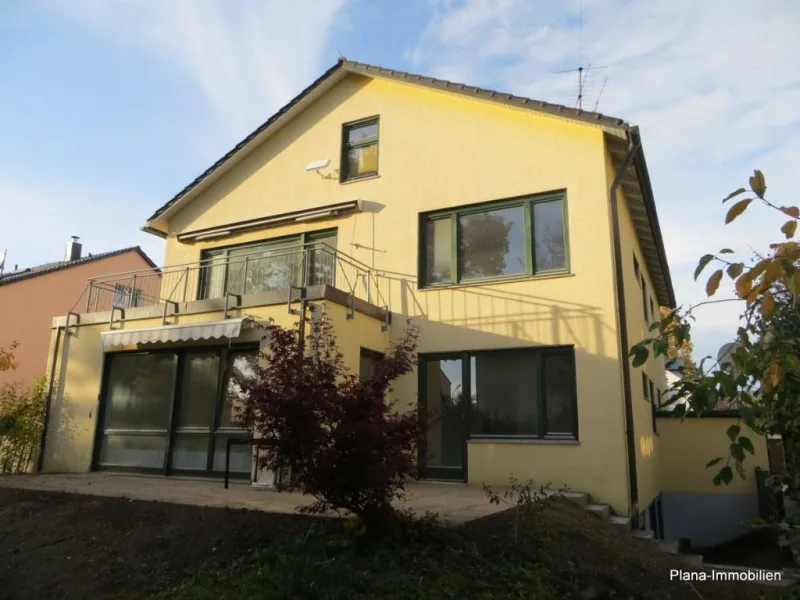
407,0,800,360
49,0,349,140
3,1,350,271
409,0,800,160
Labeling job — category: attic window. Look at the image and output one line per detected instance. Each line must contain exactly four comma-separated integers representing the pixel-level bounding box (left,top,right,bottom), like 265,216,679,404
341,117,379,181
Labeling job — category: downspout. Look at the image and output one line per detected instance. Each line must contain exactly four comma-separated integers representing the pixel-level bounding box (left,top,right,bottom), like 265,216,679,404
609,129,642,524
37,325,63,473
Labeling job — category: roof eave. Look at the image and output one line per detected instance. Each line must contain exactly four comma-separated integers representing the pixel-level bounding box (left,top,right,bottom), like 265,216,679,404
143,59,351,228
629,128,677,308
141,224,168,239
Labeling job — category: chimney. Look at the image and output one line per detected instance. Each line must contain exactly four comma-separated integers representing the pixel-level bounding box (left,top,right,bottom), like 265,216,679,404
65,236,82,261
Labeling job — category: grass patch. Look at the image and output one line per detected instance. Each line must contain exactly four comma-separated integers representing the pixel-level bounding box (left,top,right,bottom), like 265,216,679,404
0,487,789,600
164,516,558,600
164,501,790,600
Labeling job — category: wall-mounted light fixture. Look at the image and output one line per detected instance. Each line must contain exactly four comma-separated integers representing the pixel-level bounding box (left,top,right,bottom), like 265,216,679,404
305,158,331,172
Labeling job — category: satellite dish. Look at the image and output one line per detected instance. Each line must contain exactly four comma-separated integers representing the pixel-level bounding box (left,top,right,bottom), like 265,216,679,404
717,342,739,370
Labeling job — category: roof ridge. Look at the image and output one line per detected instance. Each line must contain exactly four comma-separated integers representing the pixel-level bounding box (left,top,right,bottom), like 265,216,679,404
0,246,157,286
340,59,627,127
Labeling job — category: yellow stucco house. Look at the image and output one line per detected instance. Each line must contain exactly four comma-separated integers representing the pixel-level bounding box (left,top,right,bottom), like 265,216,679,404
39,59,769,546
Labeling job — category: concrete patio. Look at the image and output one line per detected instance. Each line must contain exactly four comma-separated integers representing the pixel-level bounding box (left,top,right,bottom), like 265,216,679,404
0,473,504,522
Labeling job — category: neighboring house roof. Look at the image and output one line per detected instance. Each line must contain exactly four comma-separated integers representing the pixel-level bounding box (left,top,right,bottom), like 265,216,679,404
0,247,157,287
141,57,675,307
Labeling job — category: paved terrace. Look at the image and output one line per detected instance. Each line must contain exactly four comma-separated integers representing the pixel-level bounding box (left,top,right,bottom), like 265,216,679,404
0,473,503,522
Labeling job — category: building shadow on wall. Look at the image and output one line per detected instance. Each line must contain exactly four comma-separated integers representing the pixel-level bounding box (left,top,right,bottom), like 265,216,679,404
373,269,612,358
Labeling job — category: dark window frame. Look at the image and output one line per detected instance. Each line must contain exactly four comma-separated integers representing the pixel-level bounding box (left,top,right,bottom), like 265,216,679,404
418,345,578,442
654,388,662,433
92,343,259,478
418,190,570,288
641,275,649,322
340,116,380,182
198,228,338,299
633,254,640,281
359,347,385,382
648,378,656,433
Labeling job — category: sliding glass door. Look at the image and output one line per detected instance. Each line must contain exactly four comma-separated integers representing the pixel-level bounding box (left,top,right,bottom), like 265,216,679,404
211,350,257,475
95,347,256,477
199,229,338,300
97,353,177,470
170,352,221,472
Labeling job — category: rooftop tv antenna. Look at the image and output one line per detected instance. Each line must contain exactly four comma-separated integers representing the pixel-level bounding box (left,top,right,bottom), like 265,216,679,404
592,77,608,112
555,0,606,111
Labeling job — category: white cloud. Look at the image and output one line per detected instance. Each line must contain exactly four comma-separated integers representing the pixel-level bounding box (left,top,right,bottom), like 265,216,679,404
48,0,349,140
3,0,349,273
408,0,800,360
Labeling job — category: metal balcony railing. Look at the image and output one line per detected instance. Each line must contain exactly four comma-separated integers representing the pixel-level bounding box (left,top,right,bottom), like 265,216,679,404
79,244,387,317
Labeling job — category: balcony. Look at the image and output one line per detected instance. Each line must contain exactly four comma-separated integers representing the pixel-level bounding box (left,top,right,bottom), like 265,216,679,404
77,244,388,324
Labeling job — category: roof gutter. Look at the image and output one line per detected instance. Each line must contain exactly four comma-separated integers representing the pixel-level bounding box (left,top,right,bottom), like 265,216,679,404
141,225,168,240
609,129,642,522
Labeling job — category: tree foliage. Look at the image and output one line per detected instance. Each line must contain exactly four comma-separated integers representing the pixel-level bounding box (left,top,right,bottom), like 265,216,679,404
459,212,515,278
658,305,698,376
0,341,18,373
233,315,424,530
0,375,47,473
630,170,800,547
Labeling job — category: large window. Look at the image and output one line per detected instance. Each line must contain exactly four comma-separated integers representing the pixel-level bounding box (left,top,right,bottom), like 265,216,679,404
199,229,337,300
470,348,577,439
420,347,578,446
98,353,177,469
420,192,568,287
96,347,257,476
341,117,379,181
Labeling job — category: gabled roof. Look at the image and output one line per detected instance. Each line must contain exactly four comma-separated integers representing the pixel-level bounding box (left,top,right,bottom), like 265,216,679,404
144,58,632,229
141,58,674,307
0,247,157,287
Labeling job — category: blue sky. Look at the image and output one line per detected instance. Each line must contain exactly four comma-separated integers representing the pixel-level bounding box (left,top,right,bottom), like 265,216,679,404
1,0,798,362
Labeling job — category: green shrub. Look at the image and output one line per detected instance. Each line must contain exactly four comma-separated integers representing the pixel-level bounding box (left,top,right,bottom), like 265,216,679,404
0,376,47,473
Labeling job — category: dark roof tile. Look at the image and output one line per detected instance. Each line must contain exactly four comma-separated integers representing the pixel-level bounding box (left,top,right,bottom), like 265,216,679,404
0,247,157,286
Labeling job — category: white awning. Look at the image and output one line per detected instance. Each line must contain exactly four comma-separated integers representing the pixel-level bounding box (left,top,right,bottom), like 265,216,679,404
100,317,250,348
